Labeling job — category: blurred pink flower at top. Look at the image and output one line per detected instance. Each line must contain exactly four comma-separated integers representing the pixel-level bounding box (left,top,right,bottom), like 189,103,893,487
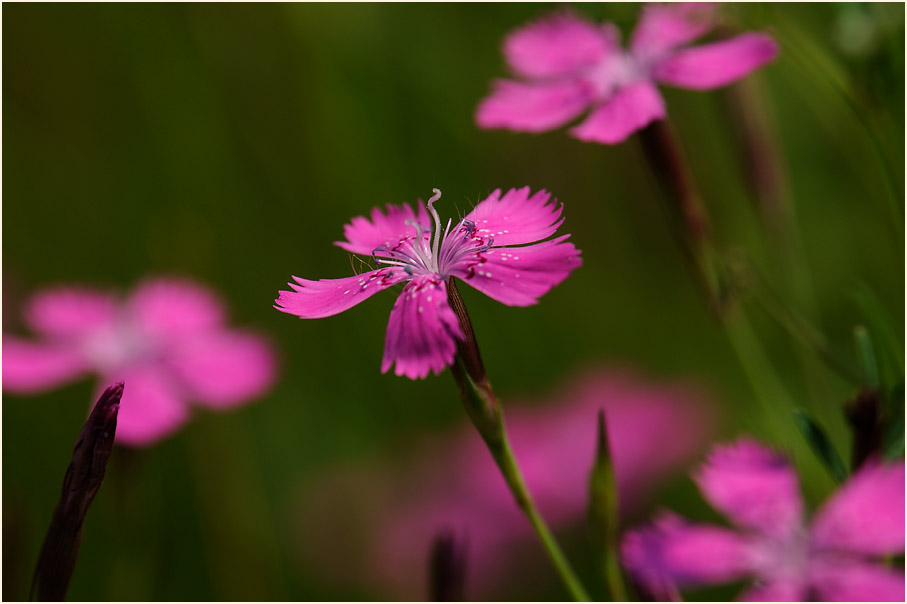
3,278,277,446
355,369,717,598
476,3,779,144
622,438,906,601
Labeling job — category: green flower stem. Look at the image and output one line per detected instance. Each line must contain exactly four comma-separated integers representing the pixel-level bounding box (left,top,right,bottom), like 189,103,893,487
637,121,725,316
447,279,591,602
638,121,801,435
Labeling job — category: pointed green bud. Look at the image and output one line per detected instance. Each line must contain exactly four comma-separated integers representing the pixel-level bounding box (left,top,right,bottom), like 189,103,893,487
792,407,848,483
587,409,628,602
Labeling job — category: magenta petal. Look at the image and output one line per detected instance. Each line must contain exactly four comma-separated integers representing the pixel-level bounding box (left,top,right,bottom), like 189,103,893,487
24,287,117,338
653,33,779,90
335,202,430,256
569,81,666,144
128,278,225,336
694,438,803,538
381,276,463,380
622,512,753,589
110,366,190,447
810,460,905,556
630,2,718,58
810,557,905,602
169,331,277,408
476,79,591,133
275,268,404,319
453,235,581,307
465,187,564,247
503,11,615,79
2,336,89,393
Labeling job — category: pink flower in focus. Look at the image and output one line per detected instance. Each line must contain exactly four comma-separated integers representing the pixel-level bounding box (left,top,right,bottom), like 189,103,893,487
476,4,779,144
275,188,581,379
3,278,277,446
622,438,905,601
292,369,718,599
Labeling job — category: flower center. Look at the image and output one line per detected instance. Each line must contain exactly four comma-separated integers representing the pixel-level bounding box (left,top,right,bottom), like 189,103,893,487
372,189,494,279
582,51,645,101
82,316,156,372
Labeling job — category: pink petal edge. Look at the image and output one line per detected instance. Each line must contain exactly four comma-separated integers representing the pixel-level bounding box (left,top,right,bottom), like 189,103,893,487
24,287,117,339
335,202,430,257
569,80,666,145
169,331,277,408
504,10,615,79
810,459,905,556
381,276,463,380
476,79,591,134
694,438,803,539
452,235,582,307
653,32,779,90
128,278,226,337
275,268,405,319
465,187,565,247
109,365,190,447
2,335,90,393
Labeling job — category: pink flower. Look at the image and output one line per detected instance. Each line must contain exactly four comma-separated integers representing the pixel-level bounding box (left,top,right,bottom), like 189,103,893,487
292,369,718,599
3,278,277,446
476,4,779,144
622,438,906,601
275,187,581,379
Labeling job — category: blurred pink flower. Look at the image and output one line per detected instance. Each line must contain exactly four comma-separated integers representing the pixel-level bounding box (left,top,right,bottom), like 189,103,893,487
622,438,906,601
3,278,277,446
292,369,718,599
275,187,581,379
476,3,779,144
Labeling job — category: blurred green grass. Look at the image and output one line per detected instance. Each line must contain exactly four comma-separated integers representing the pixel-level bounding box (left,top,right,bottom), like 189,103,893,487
3,3,903,600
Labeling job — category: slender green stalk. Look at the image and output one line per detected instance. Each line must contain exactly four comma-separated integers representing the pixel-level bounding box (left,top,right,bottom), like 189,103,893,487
447,280,591,602
638,121,801,434
725,256,863,385
492,418,592,603
588,410,628,602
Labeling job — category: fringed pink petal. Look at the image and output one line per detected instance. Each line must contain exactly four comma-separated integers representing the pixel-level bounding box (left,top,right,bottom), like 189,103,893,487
630,2,718,59
24,287,117,339
275,268,405,319
810,459,905,556
381,276,463,380
503,11,617,79
694,438,803,538
169,331,277,409
476,79,590,133
452,235,581,307
621,512,753,590
653,32,779,90
464,187,564,247
2,336,90,393
569,81,666,144
335,202,430,256
128,278,225,336
810,557,905,602
110,365,190,447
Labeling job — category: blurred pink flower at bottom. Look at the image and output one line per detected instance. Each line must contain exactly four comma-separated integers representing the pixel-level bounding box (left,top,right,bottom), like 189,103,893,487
3,278,278,446
292,368,718,599
622,438,906,601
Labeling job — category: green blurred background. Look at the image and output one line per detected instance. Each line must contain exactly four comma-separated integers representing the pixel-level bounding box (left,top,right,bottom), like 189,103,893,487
3,3,904,601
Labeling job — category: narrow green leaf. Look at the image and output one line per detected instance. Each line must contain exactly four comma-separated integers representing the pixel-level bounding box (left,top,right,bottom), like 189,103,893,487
883,380,905,460
792,408,849,483
853,325,881,390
